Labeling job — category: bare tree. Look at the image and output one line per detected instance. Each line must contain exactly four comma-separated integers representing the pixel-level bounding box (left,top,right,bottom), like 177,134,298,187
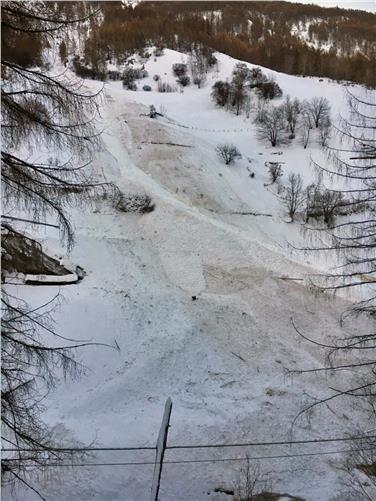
267,162,283,184
318,189,344,226
289,90,376,443
308,96,331,128
1,2,116,494
300,108,313,149
257,105,287,147
189,48,207,88
2,2,111,249
318,117,332,147
283,95,301,138
334,436,376,501
216,144,242,165
230,63,249,115
281,172,305,221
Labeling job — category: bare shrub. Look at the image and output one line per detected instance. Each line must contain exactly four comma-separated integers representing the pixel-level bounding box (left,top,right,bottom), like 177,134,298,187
216,144,242,165
172,63,187,77
306,185,344,226
211,80,231,107
256,80,283,100
177,74,190,87
233,456,270,501
157,81,177,93
149,105,157,118
267,162,283,184
116,192,155,213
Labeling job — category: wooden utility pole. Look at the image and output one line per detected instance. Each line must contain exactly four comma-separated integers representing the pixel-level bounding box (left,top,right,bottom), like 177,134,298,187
150,398,172,501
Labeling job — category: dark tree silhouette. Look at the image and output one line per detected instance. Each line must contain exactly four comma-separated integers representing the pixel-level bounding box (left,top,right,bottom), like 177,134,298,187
290,90,376,433
1,2,116,496
216,143,242,165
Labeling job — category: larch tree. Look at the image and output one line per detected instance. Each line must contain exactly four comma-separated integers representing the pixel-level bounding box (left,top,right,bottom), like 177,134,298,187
1,2,115,496
291,89,376,439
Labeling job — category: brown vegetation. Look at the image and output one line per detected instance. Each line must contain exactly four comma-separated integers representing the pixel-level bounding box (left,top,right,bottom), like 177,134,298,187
79,1,376,88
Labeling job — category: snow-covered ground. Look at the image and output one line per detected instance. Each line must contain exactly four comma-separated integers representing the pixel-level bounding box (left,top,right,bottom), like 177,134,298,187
5,49,375,501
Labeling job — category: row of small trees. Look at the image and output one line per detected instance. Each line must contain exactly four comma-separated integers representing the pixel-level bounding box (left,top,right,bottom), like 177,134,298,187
172,47,217,89
214,145,345,227
257,96,331,148
269,166,345,226
211,63,283,116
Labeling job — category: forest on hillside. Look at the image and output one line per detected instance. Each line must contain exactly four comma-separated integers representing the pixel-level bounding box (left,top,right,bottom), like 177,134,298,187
78,1,376,87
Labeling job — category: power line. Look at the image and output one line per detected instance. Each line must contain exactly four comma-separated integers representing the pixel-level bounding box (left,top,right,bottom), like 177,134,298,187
9,446,376,468
166,434,376,450
2,446,156,452
3,433,376,453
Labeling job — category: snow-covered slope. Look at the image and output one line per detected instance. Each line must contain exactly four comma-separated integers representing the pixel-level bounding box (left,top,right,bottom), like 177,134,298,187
5,50,374,501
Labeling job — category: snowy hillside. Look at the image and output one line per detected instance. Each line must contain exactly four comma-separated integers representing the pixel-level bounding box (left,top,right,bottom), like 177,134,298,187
5,49,374,501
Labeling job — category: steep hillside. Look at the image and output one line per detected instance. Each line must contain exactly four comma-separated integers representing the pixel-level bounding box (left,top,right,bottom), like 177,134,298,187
4,49,374,501
80,1,376,87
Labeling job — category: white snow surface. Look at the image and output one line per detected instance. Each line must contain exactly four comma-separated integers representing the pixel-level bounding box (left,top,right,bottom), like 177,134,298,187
5,49,375,501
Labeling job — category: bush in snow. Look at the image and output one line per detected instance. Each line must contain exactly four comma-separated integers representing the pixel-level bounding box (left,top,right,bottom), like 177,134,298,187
233,457,269,501
193,76,205,87
143,85,152,91
177,75,190,87
153,74,160,81
157,81,177,93
249,67,268,88
216,144,242,165
124,81,137,91
154,47,164,57
122,67,148,88
149,105,157,118
305,184,343,226
107,70,121,81
172,63,188,77
116,192,155,213
207,53,217,67
211,80,231,107
256,80,283,100
122,68,136,87
267,162,283,184
72,56,106,81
